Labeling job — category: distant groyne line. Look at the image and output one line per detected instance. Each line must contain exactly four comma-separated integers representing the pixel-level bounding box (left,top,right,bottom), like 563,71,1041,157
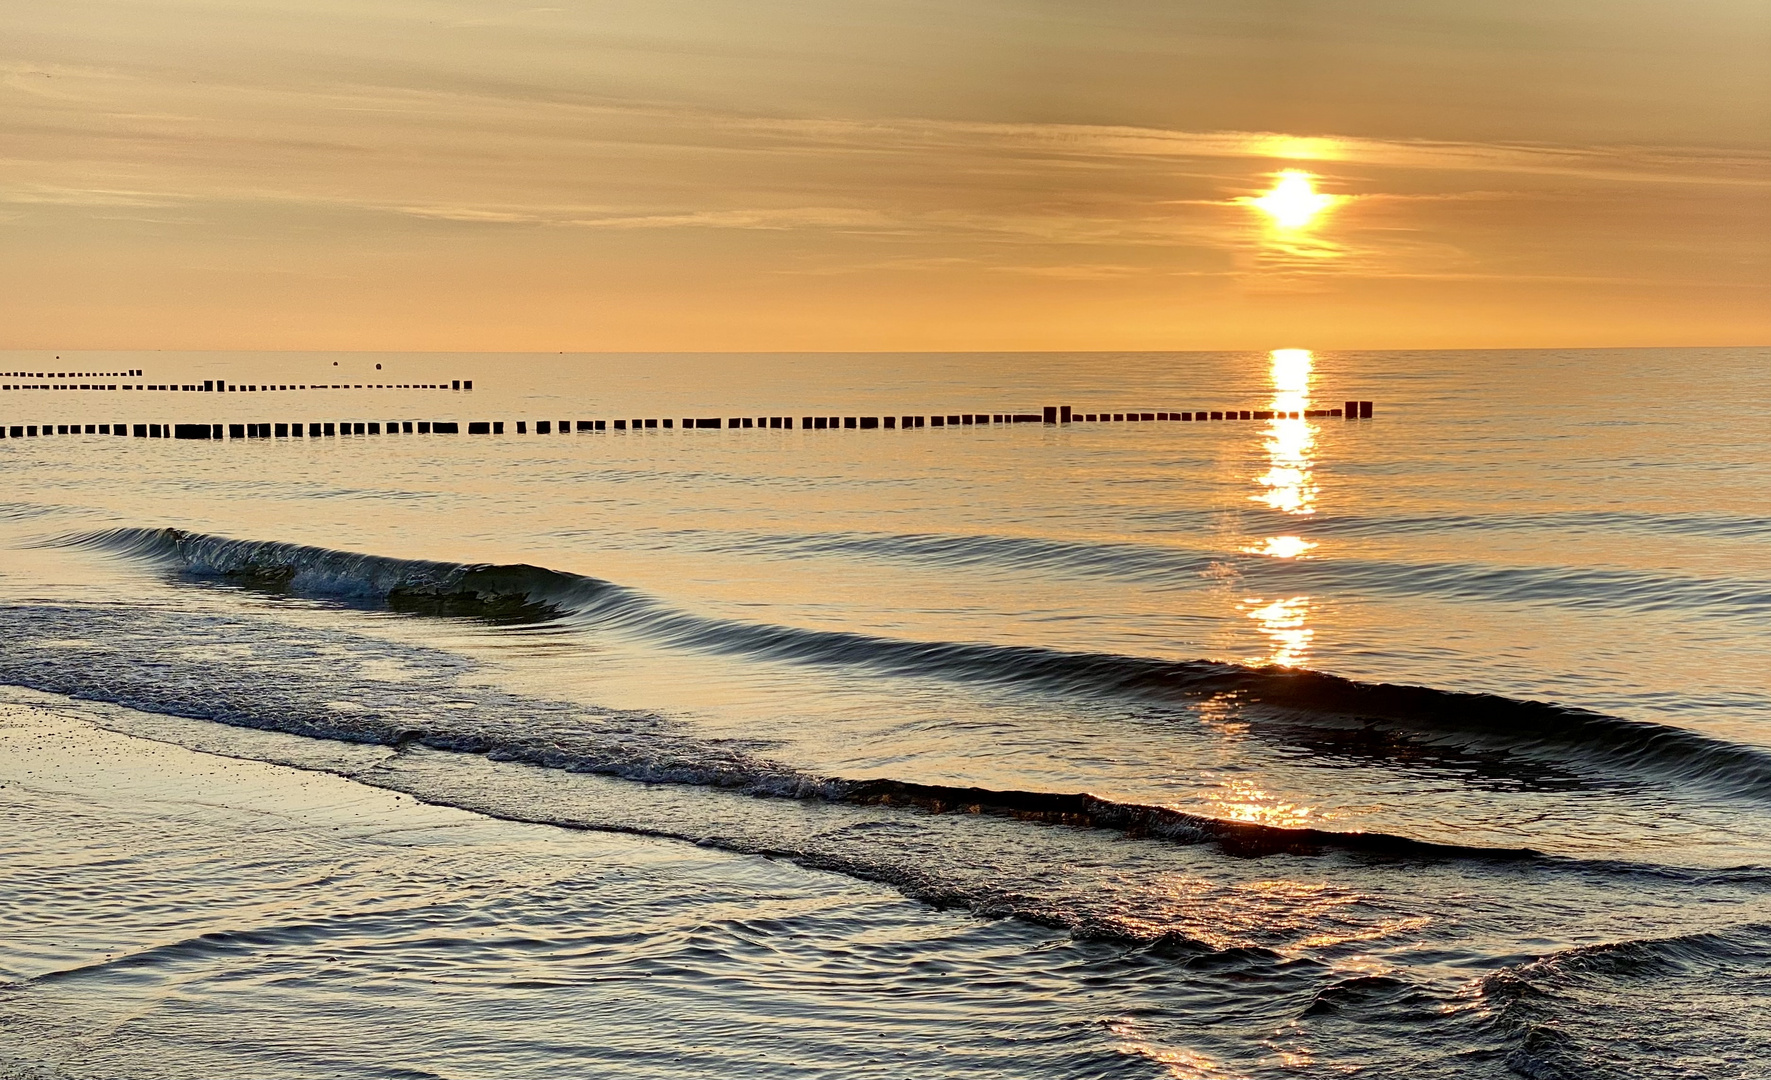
1,374,473,394
3,403,1374,441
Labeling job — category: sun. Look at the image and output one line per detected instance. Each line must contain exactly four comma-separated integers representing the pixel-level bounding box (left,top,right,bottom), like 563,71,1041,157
1249,170,1338,229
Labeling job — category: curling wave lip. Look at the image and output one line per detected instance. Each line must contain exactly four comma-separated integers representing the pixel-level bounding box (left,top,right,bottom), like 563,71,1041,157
54,525,1771,804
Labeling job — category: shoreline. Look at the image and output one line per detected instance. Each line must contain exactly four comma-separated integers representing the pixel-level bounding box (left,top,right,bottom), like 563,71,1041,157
0,693,1149,1080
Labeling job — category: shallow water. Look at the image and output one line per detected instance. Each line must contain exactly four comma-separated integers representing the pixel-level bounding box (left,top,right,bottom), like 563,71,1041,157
2,347,1768,1077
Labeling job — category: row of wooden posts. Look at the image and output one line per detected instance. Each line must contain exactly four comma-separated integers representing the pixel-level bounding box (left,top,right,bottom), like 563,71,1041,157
1,377,472,393
2,403,1375,441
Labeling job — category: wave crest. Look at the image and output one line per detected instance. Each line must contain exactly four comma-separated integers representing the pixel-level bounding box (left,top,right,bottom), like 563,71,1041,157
59,526,1771,801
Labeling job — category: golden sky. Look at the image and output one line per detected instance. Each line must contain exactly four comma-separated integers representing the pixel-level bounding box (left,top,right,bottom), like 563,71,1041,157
3,0,1767,350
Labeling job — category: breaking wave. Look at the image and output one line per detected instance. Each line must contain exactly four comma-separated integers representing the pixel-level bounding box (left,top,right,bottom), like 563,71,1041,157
2,591,1767,954
1482,922,1771,1079
56,526,1771,803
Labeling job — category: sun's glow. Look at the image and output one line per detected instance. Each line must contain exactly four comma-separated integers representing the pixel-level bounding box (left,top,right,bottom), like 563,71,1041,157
1249,135,1345,161
1249,171,1337,229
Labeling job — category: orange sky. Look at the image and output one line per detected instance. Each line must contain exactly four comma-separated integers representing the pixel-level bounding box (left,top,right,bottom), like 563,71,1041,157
2,0,1767,350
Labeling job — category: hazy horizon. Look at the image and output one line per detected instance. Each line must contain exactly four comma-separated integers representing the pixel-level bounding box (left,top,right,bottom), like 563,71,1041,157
3,0,1767,352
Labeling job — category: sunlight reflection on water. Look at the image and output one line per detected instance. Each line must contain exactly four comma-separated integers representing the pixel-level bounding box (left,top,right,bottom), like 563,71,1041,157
1245,349,1318,666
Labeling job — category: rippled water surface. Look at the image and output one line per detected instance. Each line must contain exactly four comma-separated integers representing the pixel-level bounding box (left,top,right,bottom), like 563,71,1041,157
2,347,1768,1078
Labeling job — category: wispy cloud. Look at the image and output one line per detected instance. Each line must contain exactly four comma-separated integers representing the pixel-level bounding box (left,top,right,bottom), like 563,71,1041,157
0,22,1763,347
391,204,899,231
0,186,183,208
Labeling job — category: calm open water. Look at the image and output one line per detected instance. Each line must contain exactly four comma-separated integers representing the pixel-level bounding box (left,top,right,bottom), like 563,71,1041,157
1,347,1768,1078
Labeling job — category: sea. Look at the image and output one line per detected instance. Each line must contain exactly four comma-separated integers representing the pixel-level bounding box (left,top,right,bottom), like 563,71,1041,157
1,347,1767,1079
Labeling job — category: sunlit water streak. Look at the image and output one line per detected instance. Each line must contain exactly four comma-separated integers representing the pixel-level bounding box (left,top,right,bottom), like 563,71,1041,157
1,347,1769,1079
1242,348,1320,667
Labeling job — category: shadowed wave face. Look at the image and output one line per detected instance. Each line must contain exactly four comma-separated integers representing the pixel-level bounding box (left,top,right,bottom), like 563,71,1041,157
59,526,1771,807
